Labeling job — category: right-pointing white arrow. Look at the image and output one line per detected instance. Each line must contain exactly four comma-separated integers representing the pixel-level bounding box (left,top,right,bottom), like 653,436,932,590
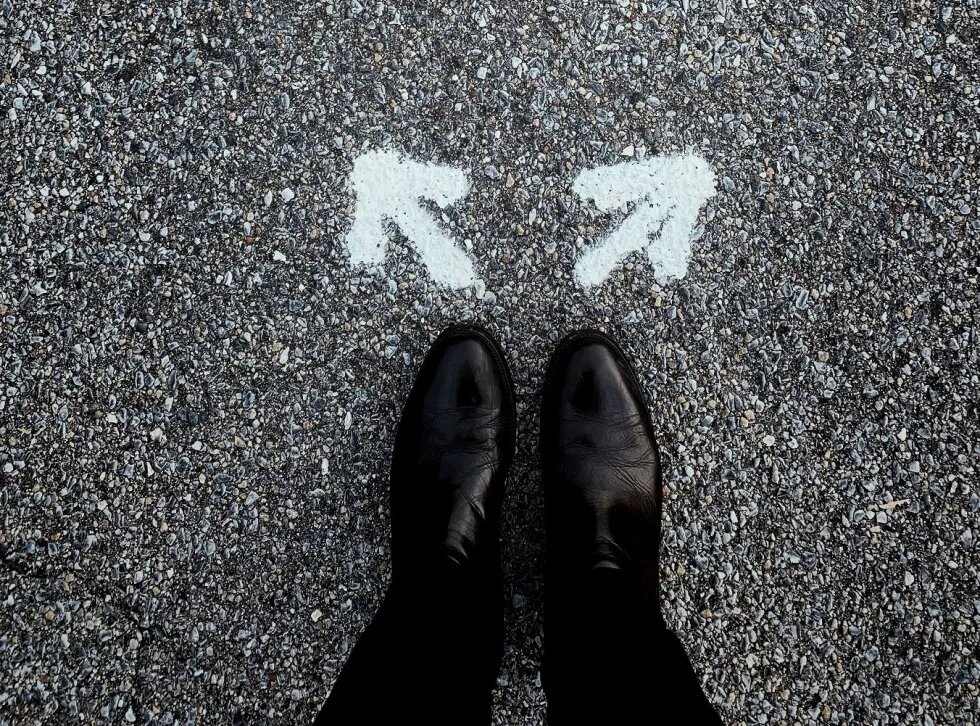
572,153,717,288
345,149,480,289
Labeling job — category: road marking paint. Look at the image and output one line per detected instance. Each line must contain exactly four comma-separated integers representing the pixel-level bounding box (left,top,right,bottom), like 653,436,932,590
572,153,716,288
345,149,480,289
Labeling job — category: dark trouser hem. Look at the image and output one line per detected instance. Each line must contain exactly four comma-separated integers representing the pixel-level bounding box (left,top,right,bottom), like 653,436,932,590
544,569,723,725
316,566,501,726
318,568,722,725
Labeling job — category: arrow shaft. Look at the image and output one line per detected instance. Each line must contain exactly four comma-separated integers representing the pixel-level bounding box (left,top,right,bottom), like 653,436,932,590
574,202,671,288
394,204,476,288
647,192,705,279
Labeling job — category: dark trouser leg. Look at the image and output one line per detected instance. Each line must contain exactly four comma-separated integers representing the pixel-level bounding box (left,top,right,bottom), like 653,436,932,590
544,570,722,726
316,565,501,726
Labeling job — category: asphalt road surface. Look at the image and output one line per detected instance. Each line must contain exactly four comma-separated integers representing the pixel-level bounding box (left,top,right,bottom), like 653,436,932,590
2,1,978,724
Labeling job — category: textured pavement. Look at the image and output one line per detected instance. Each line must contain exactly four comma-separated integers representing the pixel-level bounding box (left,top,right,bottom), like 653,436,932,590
2,1,979,724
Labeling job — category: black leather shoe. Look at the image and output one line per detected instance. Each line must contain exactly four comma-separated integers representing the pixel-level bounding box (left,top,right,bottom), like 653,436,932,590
540,330,666,724
541,329,662,606
389,324,516,585
316,325,515,726
539,331,724,725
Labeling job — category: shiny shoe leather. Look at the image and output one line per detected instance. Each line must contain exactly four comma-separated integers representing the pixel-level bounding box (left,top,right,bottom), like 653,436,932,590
316,325,515,726
541,329,662,597
389,324,516,585
541,330,665,724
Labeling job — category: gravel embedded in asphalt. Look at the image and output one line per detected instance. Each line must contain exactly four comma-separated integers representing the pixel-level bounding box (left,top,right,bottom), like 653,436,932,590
1,1,978,724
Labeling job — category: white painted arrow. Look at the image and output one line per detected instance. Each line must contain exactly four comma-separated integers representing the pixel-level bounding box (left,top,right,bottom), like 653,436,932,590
345,149,479,289
572,153,717,288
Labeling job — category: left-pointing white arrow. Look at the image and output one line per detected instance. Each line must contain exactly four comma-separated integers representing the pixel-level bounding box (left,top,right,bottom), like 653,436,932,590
345,149,480,289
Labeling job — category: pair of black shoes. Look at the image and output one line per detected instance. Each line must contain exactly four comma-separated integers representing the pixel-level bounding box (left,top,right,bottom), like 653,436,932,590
393,326,662,706
320,325,720,725
391,324,660,609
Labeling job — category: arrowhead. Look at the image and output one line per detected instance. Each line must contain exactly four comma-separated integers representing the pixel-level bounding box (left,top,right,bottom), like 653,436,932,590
573,153,716,287
345,149,480,289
